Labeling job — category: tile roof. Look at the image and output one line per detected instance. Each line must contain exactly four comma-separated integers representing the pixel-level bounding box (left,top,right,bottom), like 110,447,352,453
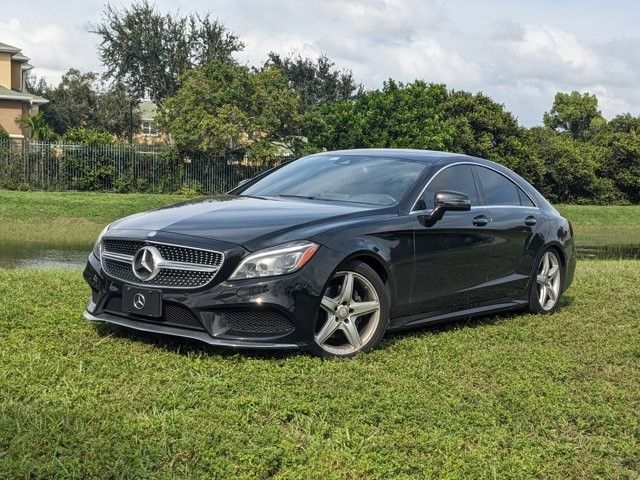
11,52,30,62
0,42,20,54
0,85,48,104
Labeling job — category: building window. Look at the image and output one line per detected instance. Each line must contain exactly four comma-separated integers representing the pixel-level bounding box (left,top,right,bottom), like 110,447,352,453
141,121,158,135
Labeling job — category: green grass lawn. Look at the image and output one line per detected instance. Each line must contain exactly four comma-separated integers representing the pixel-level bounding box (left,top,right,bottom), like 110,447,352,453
556,204,640,246
0,261,639,478
1,190,639,249
0,190,184,247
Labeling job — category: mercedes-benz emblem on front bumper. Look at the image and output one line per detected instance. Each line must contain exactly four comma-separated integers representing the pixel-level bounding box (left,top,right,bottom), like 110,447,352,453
132,245,162,281
133,293,146,309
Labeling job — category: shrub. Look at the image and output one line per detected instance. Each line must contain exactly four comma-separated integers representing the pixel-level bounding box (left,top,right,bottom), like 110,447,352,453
61,127,117,145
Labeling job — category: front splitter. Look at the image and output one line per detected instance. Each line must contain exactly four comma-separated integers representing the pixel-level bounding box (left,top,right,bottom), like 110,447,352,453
84,311,302,350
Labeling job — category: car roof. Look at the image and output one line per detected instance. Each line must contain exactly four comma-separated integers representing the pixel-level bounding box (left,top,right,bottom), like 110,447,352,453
317,148,484,166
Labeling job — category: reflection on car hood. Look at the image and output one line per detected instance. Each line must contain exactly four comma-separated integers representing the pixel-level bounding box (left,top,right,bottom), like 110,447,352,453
110,195,388,250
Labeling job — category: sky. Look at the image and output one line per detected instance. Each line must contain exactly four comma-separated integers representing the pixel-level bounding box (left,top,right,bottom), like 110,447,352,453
3,0,640,125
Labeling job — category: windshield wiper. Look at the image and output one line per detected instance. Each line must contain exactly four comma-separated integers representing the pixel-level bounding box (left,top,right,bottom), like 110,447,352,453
277,194,375,205
277,194,317,200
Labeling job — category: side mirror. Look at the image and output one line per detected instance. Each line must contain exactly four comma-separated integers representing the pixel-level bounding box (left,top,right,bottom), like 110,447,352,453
434,191,471,212
237,178,252,188
420,191,471,226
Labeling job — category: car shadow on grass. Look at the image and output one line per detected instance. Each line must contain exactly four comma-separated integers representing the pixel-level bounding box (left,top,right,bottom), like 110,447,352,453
382,294,575,348
93,294,575,359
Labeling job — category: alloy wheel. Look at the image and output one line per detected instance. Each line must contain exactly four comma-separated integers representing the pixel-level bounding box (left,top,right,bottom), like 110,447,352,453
536,251,561,311
314,270,381,355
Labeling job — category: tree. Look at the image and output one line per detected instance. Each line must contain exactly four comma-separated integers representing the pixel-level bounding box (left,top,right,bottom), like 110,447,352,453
443,90,545,186
17,111,55,141
95,81,139,138
592,114,640,203
607,113,640,134
266,53,362,112
543,91,604,140
159,61,300,157
528,126,618,202
90,0,244,101
307,80,454,151
37,69,98,134
31,69,139,138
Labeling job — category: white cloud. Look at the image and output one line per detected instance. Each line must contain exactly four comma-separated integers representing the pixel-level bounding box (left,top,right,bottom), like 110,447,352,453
321,0,446,43
0,17,98,84
3,0,640,125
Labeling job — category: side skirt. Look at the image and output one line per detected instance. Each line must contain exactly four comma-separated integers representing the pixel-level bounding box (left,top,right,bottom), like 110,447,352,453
387,299,529,332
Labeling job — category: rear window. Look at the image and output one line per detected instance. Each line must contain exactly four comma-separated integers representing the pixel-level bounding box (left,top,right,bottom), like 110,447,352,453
476,167,521,206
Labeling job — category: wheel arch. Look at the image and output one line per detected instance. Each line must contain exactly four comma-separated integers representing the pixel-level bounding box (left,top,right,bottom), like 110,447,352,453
534,241,568,292
331,250,393,303
340,250,390,286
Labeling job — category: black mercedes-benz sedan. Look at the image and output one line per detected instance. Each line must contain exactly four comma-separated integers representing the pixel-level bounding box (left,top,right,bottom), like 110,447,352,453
84,149,576,357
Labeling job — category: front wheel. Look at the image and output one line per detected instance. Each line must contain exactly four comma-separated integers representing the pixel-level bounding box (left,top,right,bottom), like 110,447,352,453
309,261,390,357
529,249,563,314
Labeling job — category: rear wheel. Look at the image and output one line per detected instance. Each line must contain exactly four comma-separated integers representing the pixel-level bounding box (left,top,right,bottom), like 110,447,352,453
309,261,389,357
529,249,563,314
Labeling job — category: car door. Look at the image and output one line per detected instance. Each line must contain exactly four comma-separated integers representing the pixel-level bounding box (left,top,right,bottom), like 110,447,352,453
473,165,542,301
410,164,493,314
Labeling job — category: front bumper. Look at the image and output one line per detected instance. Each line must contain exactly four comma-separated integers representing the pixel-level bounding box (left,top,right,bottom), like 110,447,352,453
83,246,341,350
83,311,300,349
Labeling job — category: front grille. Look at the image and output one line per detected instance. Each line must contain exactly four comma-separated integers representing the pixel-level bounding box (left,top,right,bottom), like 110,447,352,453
221,309,294,335
103,295,204,331
103,239,223,267
103,258,216,288
101,239,224,289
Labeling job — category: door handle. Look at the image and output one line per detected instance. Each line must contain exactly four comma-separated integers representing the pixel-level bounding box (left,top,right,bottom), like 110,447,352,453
524,215,537,226
472,215,489,227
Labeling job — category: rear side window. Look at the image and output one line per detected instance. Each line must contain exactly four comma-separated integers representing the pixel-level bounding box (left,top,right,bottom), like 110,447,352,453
475,167,520,206
422,165,479,208
518,189,536,207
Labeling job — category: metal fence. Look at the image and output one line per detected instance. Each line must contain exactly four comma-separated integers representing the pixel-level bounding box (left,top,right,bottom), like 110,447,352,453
0,139,289,193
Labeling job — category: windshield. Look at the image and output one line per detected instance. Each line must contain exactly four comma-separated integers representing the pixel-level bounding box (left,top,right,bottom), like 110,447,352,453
241,155,426,206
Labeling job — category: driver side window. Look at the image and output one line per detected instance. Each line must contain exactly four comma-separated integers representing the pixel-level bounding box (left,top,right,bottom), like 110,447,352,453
419,165,479,209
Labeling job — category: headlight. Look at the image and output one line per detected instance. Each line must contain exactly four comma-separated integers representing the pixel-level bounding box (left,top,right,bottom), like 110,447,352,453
92,224,111,260
229,241,319,280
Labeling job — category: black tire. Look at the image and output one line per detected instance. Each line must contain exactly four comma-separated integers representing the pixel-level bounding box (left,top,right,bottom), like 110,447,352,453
528,248,563,314
308,260,390,358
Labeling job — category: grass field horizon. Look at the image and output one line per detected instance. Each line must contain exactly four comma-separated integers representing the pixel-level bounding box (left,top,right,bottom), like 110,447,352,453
1,190,639,249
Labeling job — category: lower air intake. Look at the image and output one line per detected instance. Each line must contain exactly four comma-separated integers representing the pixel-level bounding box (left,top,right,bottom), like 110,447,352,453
103,296,204,331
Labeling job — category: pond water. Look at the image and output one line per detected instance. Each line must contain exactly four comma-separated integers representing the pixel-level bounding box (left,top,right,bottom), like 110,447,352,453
0,241,89,269
0,240,639,269
576,244,640,260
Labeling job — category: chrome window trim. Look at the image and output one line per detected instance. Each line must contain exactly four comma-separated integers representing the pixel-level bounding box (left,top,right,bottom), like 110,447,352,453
100,239,225,289
410,161,539,212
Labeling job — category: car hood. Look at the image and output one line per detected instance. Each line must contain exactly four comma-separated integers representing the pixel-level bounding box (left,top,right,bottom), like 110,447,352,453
109,195,390,250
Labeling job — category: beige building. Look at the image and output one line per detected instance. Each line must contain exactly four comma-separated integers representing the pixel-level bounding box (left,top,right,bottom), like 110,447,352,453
133,100,169,145
0,41,48,138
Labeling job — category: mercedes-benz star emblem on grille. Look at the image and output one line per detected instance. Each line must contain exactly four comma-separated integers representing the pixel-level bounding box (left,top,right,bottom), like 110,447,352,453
133,293,146,309
132,246,162,281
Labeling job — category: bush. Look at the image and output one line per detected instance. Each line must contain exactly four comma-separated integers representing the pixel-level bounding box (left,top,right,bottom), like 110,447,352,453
176,181,203,197
61,127,117,145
